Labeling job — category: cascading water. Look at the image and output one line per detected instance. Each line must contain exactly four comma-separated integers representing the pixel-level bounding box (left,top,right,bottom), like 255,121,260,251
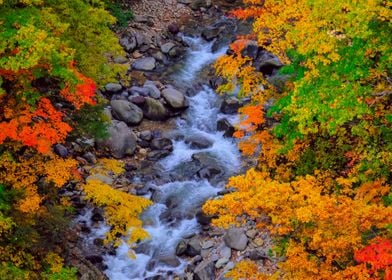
82,35,241,280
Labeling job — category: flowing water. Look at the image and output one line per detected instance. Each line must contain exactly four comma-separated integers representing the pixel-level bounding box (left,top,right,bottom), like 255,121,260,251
79,35,241,280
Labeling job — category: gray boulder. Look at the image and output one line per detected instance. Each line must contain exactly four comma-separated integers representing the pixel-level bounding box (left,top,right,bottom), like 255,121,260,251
185,135,213,149
129,86,150,96
220,97,241,114
110,100,143,125
186,237,201,257
105,83,122,93
151,138,173,151
143,80,161,99
217,118,235,137
224,228,248,251
161,42,176,54
96,120,137,158
142,97,169,121
132,57,156,71
162,87,188,109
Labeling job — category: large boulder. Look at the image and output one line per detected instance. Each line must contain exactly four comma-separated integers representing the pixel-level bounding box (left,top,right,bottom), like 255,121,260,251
110,100,143,125
132,57,156,71
185,135,213,149
220,97,241,114
96,120,137,158
224,228,248,251
162,87,188,109
217,118,235,137
142,97,169,121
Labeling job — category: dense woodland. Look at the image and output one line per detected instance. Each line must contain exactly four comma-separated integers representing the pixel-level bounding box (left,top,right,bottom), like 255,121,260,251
0,0,391,279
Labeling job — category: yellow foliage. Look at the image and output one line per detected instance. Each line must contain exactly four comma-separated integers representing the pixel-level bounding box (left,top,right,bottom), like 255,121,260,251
44,252,63,273
82,180,151,247
44,157,78,187
89,158,125,176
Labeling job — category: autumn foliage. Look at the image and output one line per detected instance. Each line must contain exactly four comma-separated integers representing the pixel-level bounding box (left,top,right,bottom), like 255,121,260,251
205,0,392,279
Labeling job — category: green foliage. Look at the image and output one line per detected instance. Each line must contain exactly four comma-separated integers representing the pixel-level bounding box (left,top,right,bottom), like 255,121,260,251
105,0,134,28
41,267,77,280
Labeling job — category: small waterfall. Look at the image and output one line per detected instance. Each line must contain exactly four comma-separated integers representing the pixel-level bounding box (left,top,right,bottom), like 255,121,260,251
101,35,240,280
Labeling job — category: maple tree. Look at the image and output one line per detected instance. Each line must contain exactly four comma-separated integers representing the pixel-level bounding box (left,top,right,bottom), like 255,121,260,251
206,0,392,279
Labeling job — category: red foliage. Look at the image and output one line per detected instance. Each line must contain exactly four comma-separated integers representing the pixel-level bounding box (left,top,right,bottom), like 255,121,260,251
354,238,392,279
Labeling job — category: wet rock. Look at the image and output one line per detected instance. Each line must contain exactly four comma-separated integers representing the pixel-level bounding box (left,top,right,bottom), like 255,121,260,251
86,173,113,185
197,166,222,181
83,152,97,164
176,240,188,256
140,130,152,141
110,100,143,125
105,83,122,93
147,150,171,161
168,22,180,34
54,144,68,158
151,138,173,151
194,260,215,280
96,120,137,158
224,228,248,251
201,27,222,41
185,135,213,149
158,255,181,267
186,237,202,257
142,97,170,121
129,86,150,96
143,80,161,99
91,208,104,222
196,210,213,225
162,87,188,109
161,42,176,54
217,118,235,137
220,97,241,114
129,95,146,105
190,0,212,10
132,57,156,71
215,258,229,269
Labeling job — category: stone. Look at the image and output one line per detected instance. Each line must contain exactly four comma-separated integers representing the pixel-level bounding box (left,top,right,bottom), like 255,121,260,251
252,237,264,247
218,245,232,259
151,138,173,150
246,229,258,239
143,80,161,99
185,135,213,149
140,130,152,141
201,27,222,41
129,86,150,96
186,237,201,257
247,249,267,260
161,42,176,54
190,0,212,10
83,152,97,164
132,57,156,71
119,33,137,52
215,258,229,269
224,228,248,251
217,118,235,137
113,56,128,64
110,100,143,125
194,260,215,280
54,144,68,158
105,83,122,93
86,173,113,185
96,120,137,158
255,51,284,76
220,97,241,114
147,150,171,161
158,255,181,267
129,95,146,105
91,208,104,222
142,97,169,121
176,240,187,256
162,87,188,109
196,210,213,225
168,22,180,34
152,51,165,62
202,240,214,249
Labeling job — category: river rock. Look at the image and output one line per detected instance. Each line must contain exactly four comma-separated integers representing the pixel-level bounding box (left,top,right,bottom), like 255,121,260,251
215,258,229,269
217,244,232,259
176,240,188,256
96,120,137,158
196,210,213,225
217,118,235,137
105,83,122,93
224,228,248,251
142,97,169,120
129,95,146,105
132,57,156,71
140,130,152,141
190,0,212,10
110,100,143,125
220,97,241,114
162,87,188,109
129,86,150,96
150,138,173,150
201,27,222,41
255,51,283,75
161,42,176,54
194,260,215,280
143,80,161,99
147,150,171,161
54,144,68,158
119,33,137,52
185,135,213,149
186,237,202,257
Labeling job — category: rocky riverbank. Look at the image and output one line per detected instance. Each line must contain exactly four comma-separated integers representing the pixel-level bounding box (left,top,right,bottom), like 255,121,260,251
60,1,285,279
